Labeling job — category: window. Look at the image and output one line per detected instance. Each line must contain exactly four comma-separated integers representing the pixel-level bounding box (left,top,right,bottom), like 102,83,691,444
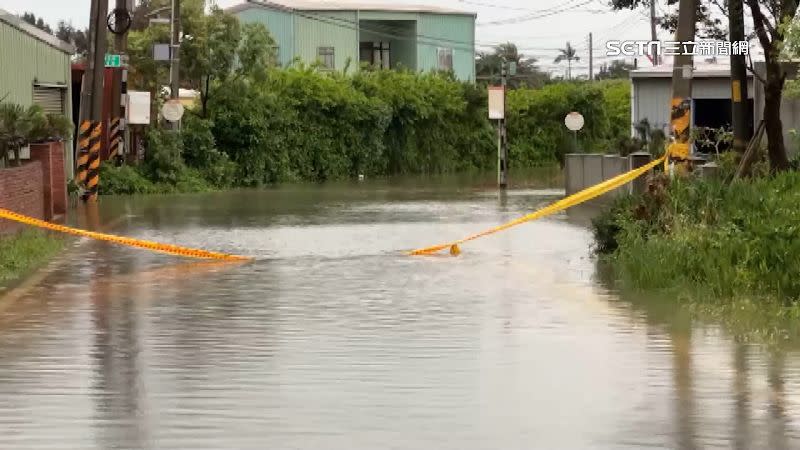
317,46,335,70
359,42,391,69
33,85,66,115
437,48,453,71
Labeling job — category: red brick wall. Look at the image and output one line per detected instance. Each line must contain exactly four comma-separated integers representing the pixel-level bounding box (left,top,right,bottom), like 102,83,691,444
0,161,45,234
50,144,67,216
29,142,68,219
0,142,67,235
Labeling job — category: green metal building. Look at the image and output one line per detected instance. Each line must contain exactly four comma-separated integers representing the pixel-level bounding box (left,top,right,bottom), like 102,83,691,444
0,8,75,177
226,0,476,81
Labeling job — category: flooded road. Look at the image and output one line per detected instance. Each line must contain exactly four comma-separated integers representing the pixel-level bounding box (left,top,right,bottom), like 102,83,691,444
2,171,800,449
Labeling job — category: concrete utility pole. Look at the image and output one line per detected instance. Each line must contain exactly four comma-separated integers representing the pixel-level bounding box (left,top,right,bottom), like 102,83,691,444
650,0,659,65
90,0,109,122
588,32,593,81
79,0,99,124
666,0,697,170
77,0,109,204
170,0,182,130
729,0,750,153
498,61,509,189
110,0,132,163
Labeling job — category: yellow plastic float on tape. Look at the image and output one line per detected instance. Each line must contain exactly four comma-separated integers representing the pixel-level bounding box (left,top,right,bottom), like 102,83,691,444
408,154,666,256
0,208,251,262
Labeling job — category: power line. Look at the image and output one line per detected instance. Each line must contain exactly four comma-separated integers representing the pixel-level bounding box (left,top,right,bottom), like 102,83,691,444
282,4,649,70
476,0,596,26
289,9,478,52
458,0,610,14
457,0,546,12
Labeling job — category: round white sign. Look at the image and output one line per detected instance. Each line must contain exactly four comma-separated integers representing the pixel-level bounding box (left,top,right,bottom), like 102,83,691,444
162,100,185,122
565,112,584,131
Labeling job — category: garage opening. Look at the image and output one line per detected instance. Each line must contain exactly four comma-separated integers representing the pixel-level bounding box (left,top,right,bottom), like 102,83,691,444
693,98,754,154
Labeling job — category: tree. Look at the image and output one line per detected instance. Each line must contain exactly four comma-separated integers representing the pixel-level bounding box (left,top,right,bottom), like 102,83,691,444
0,103,46,167
127,2,278,116
610,0,798,171
237,23,278,82
55,21,89,58
554,42,580,80
21,12,53,34
596,59,636,80
609,0,727,39
476,42,549,88
181,6,243,116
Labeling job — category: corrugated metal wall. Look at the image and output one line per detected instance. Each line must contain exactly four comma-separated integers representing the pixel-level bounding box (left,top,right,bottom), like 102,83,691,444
0,21,71,106
294,11,358,72
416,13,475,81
632,78,672,134
632,77,755,135
232,7,475,81
0,20,73,179
235,7,295,67
359,20,416,71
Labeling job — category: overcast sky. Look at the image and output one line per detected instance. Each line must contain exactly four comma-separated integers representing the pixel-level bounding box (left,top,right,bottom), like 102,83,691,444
0,0,684,76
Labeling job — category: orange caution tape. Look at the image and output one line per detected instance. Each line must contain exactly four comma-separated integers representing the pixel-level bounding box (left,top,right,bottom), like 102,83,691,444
408,155,666,256
0,208,251,262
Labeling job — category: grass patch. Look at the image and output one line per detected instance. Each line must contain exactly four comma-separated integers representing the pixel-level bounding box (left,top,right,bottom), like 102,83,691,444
0,230,64,286
592,170,800,343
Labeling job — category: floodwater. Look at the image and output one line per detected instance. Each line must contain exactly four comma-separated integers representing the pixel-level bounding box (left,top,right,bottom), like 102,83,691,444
2,170,800,449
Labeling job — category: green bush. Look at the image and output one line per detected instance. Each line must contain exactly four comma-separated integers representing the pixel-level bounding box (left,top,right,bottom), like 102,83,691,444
99,164,156,195
181,113,216,169
108,69,631,193
143,127,185,184
506,79,631,166
180,113,237,187
595,172,800,301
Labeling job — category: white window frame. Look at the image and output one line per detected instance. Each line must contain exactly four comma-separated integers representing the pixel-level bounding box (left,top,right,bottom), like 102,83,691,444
317,46,335,70
437,47,453,71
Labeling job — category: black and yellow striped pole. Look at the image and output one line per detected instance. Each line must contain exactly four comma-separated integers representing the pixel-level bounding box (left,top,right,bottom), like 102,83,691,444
83,121,102,203
109,117,122,162
77,120,91,187
666,0,697,175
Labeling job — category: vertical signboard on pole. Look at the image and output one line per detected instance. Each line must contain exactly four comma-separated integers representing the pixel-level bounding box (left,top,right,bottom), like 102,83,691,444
127,91,151,124
488,86,505,119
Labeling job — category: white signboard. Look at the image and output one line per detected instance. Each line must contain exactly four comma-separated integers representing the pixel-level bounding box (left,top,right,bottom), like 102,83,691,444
127,91,151,125
153,43,171,62
488,86,505,120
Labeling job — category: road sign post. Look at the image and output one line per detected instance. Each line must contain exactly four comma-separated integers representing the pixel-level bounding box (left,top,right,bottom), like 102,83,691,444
565,112,585,152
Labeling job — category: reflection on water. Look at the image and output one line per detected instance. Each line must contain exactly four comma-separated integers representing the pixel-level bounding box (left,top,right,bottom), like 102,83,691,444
1,170,800,449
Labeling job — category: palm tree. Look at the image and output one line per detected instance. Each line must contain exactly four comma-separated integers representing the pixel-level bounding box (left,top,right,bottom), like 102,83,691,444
554,42,580,80
476,42,549,88
0,104,47,167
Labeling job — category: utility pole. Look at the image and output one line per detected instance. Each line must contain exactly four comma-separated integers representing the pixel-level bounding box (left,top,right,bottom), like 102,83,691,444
110,0,132,164
588,32,593,81
78,0,109,204
729,0,749,153
498,61,508,189
650,0,659,65
666,0,697,172
90,0,109,123
170,0,182,131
